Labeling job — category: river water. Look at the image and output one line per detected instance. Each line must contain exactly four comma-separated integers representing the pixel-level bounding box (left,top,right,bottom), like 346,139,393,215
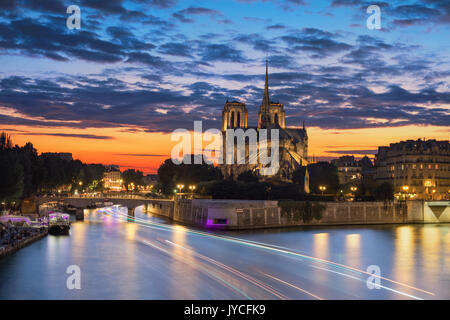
0,206,449,300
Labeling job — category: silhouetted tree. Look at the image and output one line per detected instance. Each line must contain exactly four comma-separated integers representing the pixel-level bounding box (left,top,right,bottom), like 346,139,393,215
157,155,223,195
237,170,259,183
0,151,24,206
122,169,144,191
294,162,339,195
0,132,13,150
373,182,394,203
0,134,24,207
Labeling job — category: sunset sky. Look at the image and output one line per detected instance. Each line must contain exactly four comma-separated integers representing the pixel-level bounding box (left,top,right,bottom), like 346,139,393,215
0,0,449,174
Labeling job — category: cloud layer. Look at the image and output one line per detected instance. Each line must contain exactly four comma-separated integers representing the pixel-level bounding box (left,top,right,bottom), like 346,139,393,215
0,0,449,135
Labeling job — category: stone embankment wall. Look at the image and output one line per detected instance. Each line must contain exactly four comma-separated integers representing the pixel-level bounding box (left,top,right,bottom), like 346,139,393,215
145,199,448,230
0,228,48,259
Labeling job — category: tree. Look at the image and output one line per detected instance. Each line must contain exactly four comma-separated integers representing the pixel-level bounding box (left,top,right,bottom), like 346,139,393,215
122,169,144,191
0,132,13,150
15,142,39,197
237,170,259,183
157,156,223,195
0,151,24,206
373,182,394,203
294,162,339,195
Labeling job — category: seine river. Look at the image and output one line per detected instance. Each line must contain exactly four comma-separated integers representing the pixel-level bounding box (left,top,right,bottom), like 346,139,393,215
0,206,449,300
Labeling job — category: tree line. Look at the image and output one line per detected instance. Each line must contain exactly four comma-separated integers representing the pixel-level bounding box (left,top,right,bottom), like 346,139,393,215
0,132,148,210
156,155,393,202
0,132,107,208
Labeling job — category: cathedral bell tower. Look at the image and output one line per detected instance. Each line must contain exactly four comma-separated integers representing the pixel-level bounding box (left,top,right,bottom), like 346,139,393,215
222,100,248,131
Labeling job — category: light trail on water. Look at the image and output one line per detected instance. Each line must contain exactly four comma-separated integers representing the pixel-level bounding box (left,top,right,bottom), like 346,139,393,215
99,207,435,299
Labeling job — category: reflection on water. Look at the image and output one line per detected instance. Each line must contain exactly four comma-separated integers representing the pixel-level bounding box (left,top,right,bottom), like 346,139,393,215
0,206,449,300
394,226,415,285
313,233,329,260
345,234,361,267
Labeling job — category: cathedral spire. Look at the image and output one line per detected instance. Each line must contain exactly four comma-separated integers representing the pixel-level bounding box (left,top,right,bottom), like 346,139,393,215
264,59,269,105
259,59,271,128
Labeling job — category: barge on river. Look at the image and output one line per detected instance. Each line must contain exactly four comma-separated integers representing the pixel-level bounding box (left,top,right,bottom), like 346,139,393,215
48,212,70,235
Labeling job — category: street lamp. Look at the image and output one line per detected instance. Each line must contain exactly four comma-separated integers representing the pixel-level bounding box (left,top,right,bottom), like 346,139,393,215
189,185,196,192
319,185,326,195
401,185,409,200
350,186,358,201
177,184,184,193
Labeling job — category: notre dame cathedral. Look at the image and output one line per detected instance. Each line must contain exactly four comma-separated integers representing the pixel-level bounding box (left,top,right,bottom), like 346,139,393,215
219,61,309,191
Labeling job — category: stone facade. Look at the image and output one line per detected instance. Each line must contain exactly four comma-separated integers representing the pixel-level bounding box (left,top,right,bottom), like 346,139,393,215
220,62,308,183
331,155,374,185
375,139,450,200
103,170,122,191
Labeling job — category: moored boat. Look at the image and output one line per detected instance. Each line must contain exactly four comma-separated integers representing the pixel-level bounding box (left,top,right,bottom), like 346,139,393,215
48,212,70,235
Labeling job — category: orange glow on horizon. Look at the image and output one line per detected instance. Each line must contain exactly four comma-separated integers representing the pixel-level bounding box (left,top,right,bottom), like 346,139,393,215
2,124,448,174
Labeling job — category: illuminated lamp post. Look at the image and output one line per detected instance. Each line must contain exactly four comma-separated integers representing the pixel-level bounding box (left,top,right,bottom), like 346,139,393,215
350,186,358,200
319,185,326,195
401,185,409,200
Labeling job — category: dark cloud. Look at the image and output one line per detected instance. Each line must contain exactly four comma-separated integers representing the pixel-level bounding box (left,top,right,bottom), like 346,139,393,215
22,133,115,140
281,28,352,57
172,6,222,23
237,0,306,11
145,0,178,9
178,7,222,16
199,43,249,63
158,42,193,57
326,150,378,155
0,1,448,135
233,34,280,53
79,0,126,14
266,24,287,30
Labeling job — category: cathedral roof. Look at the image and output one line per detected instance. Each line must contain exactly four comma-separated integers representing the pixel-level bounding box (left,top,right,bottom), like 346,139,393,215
280,127,307,143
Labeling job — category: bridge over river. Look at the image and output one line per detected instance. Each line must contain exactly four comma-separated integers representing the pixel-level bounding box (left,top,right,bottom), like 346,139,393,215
38,195,174,218
37,196,450,230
